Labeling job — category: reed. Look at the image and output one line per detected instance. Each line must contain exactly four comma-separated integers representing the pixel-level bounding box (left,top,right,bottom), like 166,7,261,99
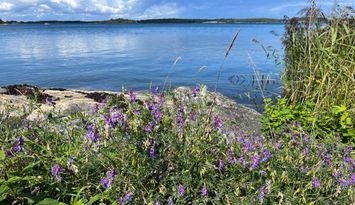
282,1,354,112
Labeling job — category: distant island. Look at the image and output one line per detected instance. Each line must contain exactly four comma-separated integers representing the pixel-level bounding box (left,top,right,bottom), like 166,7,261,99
0,18,283,25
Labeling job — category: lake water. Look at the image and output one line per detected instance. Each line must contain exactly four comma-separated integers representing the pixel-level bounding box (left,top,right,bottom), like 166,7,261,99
0,23,285,106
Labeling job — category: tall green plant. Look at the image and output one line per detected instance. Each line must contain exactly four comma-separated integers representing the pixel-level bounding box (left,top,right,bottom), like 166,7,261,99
282,1,355,112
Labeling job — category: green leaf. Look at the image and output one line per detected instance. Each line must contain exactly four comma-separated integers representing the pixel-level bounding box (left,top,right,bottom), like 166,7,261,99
88,195,101,205
7,176,22,183
0,185,10,201
38,198,60,205
0,150,5,160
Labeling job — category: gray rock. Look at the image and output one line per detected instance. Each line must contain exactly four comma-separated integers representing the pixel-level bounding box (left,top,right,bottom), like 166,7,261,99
0,87,7,94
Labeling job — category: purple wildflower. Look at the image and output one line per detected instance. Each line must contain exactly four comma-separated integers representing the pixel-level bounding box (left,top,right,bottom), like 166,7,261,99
259,180,271,202
150,146,156,158
191,86,200,97
178,184,185,197
154,202,160,205
178,109,184,135
51,164,62,182
87,124,100,143
262,149,271,163
313,178,321,188
93,104,99,114
145,123,152,133
259,170,267,176
107,168,116,188
101,168,116,189
104,114,114,128
190,110,197,121
214,115,223,129
133,109,140,115
238,156,244,165
46,97,55,106
101,177,108,189
118,197,123,205
228,150,236,165
303,147,309,156
218,159,224,171
340,179,349,189
5,150,13,157
325,153,332,166
251,154,260,170
12,137,24,153
201,184,207,197
129,90,136,103
155,110,162,122
259,189,265,202
125,192,132,203
113,111,123,123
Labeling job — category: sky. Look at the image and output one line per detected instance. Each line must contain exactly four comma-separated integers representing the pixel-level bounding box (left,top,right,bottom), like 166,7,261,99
0,0,354,21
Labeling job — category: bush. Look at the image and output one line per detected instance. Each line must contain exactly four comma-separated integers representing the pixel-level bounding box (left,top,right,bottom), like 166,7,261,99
0,87,354,204
261,98,355,144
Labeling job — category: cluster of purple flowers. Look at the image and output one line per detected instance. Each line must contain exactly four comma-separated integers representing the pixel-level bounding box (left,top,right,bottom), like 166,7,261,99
191,86,200,97
146,97,163,123
178,184,185,197
201,184,207,197
129,90,136,103
214,115,223,129
177,108,184,136
40,87,355,203
45,97,55,106
145,121,153,133
101,168,116,190
51,164,63,182
5,137,24,157
259,180,271,202
87,124,100,144
118,192,132,204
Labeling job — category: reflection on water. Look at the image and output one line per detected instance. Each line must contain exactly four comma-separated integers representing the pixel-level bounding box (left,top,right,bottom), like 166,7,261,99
0,23,285,106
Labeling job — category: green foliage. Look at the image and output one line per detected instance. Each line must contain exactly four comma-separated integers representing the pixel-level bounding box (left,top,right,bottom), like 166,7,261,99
282,2,355,112
0,87,354,204
261,98,355,144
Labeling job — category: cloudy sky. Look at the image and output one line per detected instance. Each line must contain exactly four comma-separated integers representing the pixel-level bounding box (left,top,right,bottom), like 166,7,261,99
0,0,353,21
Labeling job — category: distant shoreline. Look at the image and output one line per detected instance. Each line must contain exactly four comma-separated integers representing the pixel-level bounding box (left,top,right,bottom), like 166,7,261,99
0,18,284,25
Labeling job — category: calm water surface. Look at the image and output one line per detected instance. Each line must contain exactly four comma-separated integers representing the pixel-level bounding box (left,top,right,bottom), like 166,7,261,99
0,23,284,106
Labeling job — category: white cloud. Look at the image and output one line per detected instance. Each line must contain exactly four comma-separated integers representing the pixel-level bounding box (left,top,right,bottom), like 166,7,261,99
138,3,181,19
0,0,182,20
50,0,80,9
0,2,14,11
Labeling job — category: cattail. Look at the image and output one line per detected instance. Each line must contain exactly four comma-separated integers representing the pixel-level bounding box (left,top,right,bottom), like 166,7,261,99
225,31,240,57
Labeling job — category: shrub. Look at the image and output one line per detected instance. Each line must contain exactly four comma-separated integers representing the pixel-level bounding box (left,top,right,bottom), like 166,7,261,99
261,98,355,144
0,87,354,204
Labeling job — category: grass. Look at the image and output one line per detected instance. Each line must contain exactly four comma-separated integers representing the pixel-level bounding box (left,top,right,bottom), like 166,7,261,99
282,1,355,112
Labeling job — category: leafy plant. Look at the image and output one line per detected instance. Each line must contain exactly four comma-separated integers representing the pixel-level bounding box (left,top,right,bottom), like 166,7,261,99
262,98,355,144
0,87,354,204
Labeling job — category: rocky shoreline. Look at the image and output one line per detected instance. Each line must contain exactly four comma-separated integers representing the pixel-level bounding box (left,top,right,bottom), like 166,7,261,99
0,84,261,133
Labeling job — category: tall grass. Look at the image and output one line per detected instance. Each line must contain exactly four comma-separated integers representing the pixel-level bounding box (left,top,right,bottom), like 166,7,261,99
282,1,354,112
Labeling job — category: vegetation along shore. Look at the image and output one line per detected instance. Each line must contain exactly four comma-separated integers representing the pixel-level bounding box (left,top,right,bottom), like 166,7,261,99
0,1,354,204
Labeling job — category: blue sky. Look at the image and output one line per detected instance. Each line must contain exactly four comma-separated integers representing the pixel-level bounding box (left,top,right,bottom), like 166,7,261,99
0,0,353,21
